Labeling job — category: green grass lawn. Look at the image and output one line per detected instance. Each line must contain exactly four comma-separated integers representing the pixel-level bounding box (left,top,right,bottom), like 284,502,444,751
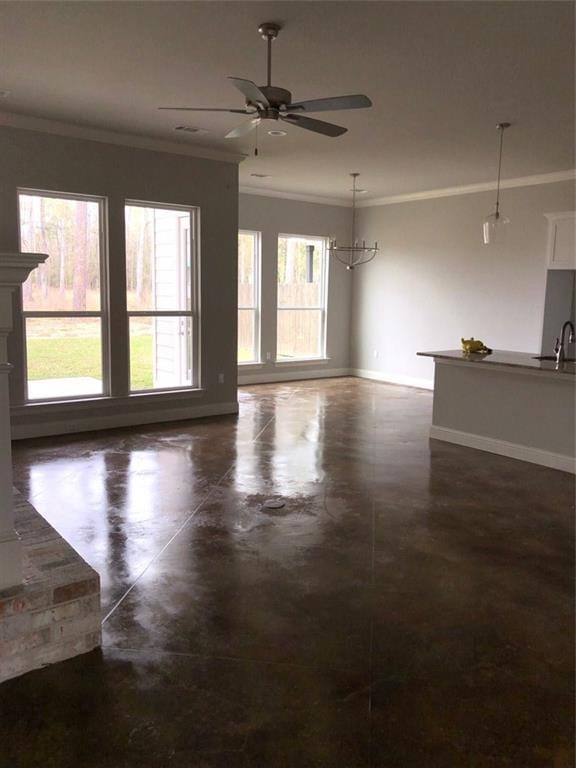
27,335,153,390
28,336,255,390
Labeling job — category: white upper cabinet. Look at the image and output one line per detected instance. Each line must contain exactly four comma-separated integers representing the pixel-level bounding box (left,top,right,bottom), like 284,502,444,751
545,212,576,270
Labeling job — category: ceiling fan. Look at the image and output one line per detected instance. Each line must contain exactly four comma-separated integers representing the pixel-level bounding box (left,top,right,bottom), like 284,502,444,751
159,22,372,139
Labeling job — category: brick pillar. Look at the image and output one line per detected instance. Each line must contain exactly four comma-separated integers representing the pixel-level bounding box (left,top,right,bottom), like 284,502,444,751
0,252,47,590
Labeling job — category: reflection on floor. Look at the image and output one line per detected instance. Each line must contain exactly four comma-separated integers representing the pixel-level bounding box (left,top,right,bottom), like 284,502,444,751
2,377,574,767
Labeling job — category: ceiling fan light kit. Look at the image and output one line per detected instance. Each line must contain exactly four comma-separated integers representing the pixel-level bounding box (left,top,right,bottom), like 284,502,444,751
483,122,512,246
329,173,378,270
158,22,373,144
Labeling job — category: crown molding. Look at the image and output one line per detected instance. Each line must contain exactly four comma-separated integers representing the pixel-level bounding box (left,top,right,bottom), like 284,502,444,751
1,109,571,201
241,170,575,208
356,170,576,208
0,111,245,165
239,185,350,207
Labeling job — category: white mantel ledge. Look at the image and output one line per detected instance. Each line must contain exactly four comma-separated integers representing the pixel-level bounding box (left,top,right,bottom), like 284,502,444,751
0,252,49,287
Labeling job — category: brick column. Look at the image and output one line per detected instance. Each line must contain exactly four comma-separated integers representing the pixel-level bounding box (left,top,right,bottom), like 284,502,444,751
0,252,47,590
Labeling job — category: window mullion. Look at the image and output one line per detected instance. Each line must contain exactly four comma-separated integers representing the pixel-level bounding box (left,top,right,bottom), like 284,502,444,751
108,193,129,397
23,311,102,318
127,311,195,317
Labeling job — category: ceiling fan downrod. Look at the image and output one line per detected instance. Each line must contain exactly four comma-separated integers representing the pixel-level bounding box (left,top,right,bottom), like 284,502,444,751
258,22,282,88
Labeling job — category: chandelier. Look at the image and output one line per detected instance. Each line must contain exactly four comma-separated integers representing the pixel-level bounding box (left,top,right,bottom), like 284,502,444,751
483,122,511,245
328,173,378,270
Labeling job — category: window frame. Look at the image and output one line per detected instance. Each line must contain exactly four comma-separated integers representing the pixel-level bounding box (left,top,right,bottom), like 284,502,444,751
124,199,201,394
17,187,110,404
276,233,329,363
237,229,261,366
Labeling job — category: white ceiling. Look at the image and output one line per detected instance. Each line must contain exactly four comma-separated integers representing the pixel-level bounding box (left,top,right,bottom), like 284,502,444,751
1,1,574,202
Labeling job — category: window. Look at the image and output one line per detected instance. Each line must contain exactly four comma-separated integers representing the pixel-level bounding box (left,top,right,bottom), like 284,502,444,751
125,202,199,392
18,190,107,401
276,234,328,361
238,231,260,363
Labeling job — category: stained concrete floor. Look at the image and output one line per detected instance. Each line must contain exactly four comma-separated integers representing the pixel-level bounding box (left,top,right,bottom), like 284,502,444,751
2,377,574,767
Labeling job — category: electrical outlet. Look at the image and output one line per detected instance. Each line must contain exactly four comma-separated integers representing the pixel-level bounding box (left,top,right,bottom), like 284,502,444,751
373,350,379,359
266,352,271,361
218,373,225,384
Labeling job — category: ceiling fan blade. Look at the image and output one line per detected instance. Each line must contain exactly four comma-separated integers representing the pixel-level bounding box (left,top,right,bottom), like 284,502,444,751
228,77,270,107
158,107,253,113
285,95,372,113
225,118,261,139
280,114,347,137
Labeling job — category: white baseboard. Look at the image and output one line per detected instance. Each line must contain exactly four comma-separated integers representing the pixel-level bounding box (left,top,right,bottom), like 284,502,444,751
238,367,351,385
11,401,239,440
430,425,576,474
351,368,434,390
238,365,434,390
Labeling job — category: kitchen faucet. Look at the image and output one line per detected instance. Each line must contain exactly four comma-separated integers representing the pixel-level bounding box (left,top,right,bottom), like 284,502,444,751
554,320,575,364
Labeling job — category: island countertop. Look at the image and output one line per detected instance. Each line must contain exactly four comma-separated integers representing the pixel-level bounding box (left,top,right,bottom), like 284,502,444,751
417,349,576,376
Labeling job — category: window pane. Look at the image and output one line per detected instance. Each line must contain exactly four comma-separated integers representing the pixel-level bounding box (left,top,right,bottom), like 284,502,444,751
277,236,324,308
19,194,101,312
238,233,256,308
277,310,322,360
130,316,193,391
26,318,103,400
238,309,256,363
125,205,191,312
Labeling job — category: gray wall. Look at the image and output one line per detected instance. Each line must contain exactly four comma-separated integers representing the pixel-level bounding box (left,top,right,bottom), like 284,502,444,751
352,181,575,386
432,361,575,463
1,126,239,435
239,193,353,380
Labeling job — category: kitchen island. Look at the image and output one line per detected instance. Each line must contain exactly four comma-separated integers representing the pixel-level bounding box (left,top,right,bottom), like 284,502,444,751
418,350,576,473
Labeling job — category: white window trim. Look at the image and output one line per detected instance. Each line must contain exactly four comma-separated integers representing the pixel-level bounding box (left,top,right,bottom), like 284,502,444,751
11,386,207,414
275,357,332,366
125,200,201,394
276,234,329,364
237,362,266,369
17,188,110,404
238,229,261,366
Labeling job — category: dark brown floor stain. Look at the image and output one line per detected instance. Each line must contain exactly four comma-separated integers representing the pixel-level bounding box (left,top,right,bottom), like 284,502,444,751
2,377,574,767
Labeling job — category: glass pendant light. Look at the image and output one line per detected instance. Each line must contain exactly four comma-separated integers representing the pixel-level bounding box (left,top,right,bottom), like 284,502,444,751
483,122,511,246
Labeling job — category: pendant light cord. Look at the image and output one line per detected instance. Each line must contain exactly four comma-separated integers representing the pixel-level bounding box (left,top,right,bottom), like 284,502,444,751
495,124,506,216
351,173,357,246
267,37,272,86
